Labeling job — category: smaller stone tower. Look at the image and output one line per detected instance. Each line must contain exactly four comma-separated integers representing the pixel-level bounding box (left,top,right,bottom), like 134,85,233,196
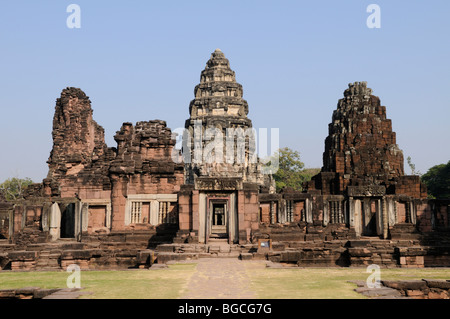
307,81,426,199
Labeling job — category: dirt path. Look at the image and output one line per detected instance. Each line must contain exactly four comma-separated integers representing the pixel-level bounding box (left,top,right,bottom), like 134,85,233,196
180,258,264,299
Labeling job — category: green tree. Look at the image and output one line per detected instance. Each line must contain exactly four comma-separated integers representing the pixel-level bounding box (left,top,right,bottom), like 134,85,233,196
0,177,33,201
271,147,320,192
421,161,450,199
299,167,321,183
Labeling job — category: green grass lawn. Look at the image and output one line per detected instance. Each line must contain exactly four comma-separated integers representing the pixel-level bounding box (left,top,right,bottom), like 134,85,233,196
0,263,197,299
245,264,450,299
0,262,449,299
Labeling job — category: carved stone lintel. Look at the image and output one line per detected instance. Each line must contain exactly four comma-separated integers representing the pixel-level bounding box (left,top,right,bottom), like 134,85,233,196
347,185,386,197
195,177,242,191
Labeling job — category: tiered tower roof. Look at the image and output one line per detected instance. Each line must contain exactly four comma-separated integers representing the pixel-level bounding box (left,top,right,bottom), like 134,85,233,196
322,81,404,182
187,49,251,126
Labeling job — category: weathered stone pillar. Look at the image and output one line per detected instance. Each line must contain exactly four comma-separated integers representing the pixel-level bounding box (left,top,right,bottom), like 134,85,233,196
376,198,383,236
363,198,370,231
41,203,51,232
150,201,159,226
228,192,238,244
387,197,396,227
349,197,355,228
382,197,388,239
410,201,417,225
305,198,313,224
198,192,206,243
49,203,61,241
353,199,362,237
270,201,275,224
323,199,329,226
279,199,286,224
74,201,82,241
81,203,89,232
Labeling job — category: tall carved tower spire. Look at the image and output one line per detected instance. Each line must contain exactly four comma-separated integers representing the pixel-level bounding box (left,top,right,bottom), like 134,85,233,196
188,48,251,123
183,49,264,186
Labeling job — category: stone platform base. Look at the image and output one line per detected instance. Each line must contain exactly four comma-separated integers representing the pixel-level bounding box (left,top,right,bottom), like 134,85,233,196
350,279,450,299
2,232,449,270
0,287,87,299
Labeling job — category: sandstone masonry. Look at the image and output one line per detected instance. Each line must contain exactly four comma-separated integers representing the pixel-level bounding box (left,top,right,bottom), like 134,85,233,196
0,51,448,272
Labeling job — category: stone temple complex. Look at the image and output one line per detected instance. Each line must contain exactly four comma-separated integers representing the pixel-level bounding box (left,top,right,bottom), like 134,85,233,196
0,49,449,271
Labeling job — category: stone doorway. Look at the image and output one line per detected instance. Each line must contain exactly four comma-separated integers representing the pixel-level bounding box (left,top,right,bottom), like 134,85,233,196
361,200,377,236
60,203,75,238
211,203,226,235
0,213,9,239
208,199,228,240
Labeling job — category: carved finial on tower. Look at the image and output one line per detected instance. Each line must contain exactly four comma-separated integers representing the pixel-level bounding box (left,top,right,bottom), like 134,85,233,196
344,81,373,99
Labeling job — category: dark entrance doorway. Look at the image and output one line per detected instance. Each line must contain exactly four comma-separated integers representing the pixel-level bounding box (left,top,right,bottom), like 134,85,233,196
60,203,75,238
361,199,378,236
209,201,228,239
0,213,8,239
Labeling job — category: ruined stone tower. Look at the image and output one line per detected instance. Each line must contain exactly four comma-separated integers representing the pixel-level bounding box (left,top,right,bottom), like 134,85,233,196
307,81,426,198
323,81,404,186
44,87,112,197
184,49,264,186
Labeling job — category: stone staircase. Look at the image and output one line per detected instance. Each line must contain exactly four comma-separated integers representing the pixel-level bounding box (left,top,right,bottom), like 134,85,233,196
154,239,257,264
4,226,449,270
34,250,61,271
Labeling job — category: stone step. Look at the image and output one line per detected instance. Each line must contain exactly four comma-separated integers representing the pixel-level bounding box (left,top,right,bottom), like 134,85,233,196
35,265,61,270
36,258,60,265
200,252,241,258
208,245,231,253
156,248,245,263
156,252,199,264
208,237,229,242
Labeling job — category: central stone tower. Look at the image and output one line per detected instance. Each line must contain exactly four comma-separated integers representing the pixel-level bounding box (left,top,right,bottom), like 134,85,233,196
184,48,264,185
178,49,270,245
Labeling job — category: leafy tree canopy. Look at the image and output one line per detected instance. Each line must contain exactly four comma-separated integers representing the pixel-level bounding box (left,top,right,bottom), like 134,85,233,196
271,147,320,192
0,177,34,201
421,161,450,199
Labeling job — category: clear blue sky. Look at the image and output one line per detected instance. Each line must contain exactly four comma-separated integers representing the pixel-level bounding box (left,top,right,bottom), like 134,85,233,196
0,1,449,182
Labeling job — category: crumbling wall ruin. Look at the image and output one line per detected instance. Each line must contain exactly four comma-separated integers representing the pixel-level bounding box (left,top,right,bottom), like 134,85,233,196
44,87,114,199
